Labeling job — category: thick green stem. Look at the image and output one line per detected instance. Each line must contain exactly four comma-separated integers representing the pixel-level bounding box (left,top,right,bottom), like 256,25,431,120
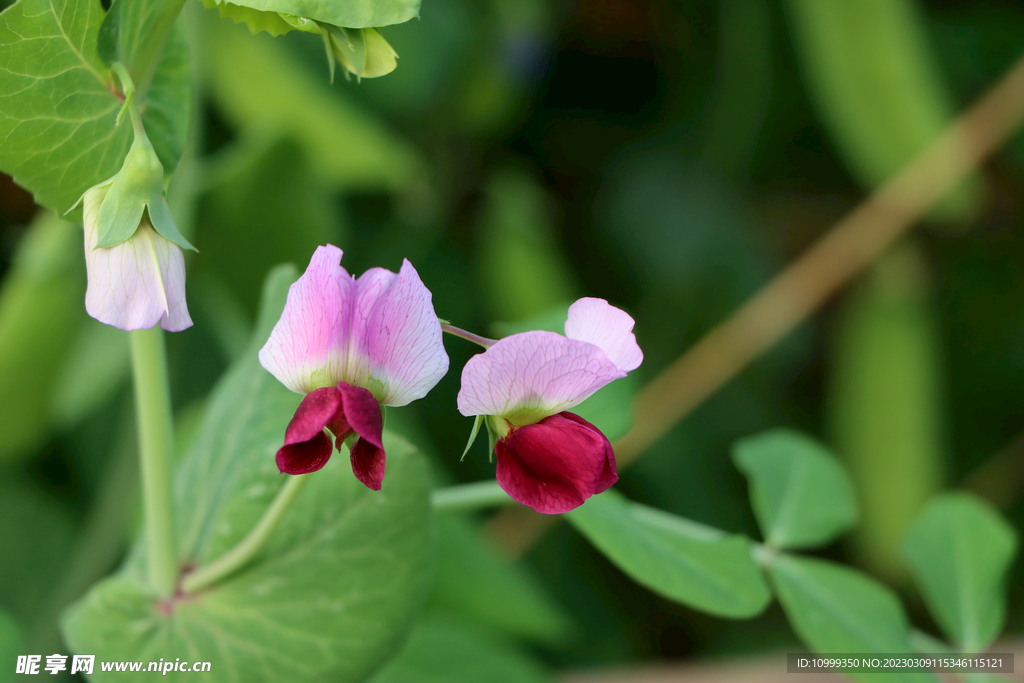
431,481,515,513
129,0,188,94
182,474,309,594
130,327,177,598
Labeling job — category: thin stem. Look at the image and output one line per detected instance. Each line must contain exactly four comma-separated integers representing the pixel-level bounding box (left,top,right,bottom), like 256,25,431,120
182,474,309,594
130,327,177,598
431,481,515,513
441,323,497,349
129,0,188,95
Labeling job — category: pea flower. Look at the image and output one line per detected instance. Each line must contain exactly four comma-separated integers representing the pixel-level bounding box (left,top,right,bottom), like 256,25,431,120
259,245,449,490
457,299,642,514
82,185,192,332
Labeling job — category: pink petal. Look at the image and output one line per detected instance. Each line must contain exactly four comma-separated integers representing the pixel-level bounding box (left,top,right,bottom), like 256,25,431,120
564,298,642,372
259,245,353,394
495,412,616,514
457,330,625,422
350,437,386,491
284,387,343,445
353,260,449,407
277,432,334,475
83,187,192,332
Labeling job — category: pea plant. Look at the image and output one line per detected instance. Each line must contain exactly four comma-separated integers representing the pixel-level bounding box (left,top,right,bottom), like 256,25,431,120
0,0,1018,681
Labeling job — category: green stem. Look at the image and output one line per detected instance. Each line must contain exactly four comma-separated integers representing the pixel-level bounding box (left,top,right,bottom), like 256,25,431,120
182,474,309,594
431,481,515,513
130,327,177,598
129,0,188,94
440,324,497,349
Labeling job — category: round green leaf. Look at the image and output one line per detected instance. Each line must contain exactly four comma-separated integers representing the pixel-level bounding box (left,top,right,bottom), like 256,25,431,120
567,490,770,618
770,555,937,683
733,428,858,549
902,493,1018,652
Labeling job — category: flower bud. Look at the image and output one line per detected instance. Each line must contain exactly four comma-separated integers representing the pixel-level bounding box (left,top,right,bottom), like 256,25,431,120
82,185,192,332
83,127,194,253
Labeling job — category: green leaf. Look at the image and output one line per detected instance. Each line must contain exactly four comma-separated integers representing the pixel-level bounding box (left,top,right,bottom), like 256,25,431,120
205,18,423,192
0,478,75,627
770,555,937,683
49,320,130,428
200,0,298,36
733,428,858,549
0,212,84,462
429,515,571,645
902,493,1018,652
62,265,434,683
567,490,770,618
479,170,576,323
368,615,553,683
0,0,190,214
193,134,339,317
784,0,981,222
216,0,418,29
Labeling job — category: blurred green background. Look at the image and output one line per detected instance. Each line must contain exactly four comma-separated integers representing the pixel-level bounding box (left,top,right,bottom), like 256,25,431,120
0,0,1022,677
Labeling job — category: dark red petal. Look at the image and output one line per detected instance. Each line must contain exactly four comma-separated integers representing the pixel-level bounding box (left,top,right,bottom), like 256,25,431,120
561,411,618,494
350,437,386,490
284,387,343,446
276,431,333,474
495,412,615,514
337,382,384,449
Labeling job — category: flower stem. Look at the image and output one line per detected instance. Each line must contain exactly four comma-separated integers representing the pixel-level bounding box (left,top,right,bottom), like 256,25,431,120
182,474,309,594
130,327,177,598
431,481,516,513
441,324,497,349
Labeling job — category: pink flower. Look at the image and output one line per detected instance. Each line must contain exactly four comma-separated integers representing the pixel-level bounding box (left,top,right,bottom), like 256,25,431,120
82,185,192,332
259,245,449,489
457,298,642,513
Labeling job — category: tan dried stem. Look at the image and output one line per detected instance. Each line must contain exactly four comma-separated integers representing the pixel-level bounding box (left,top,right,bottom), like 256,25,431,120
487,54,1024,557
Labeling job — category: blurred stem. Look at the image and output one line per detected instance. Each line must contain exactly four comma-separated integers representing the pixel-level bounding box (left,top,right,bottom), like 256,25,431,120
182,474,308,594
432,481,514,513
129,0,187,94
130,327,177,598
441,324,497,349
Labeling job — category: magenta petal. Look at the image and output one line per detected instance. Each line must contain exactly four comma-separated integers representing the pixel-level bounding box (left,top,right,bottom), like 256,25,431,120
337,382,384,449
284,387,343,445
562,412,619,493
494,412,616,514
350,437,386,491
277,431,333,474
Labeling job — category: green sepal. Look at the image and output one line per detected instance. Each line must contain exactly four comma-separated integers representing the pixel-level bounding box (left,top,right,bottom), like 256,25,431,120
484,416,505,464
322,25,398,80
461,415,485,461
93,129,195,251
